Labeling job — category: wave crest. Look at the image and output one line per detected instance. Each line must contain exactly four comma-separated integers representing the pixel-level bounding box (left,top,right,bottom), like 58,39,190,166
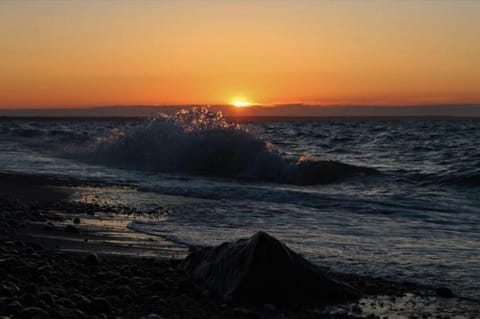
86,107,378,185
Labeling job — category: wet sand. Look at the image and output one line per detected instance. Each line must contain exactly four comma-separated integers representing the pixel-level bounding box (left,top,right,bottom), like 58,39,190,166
1,171,479,319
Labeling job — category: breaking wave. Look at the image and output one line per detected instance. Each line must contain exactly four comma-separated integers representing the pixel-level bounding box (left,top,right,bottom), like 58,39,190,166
85,107,378,185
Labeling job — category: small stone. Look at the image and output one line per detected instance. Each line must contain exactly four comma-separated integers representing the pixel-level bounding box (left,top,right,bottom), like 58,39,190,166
64,225,79,234
84,253,101,266
352,304,363,314
113,276,130,285
21,306,49,318
5,301,22,314
65,278,81,287
50,306,79,319
23,283,37,294
90,298,111,314
21,293,35,306
43,222,55,231
263,304,277,314
233,307,261,319
57,297,75,308
73,309,87,319
26,242,44,251
38,292,55,306
111,285,137,298
1,282,20,296
70,294,91,310
436,287,454,298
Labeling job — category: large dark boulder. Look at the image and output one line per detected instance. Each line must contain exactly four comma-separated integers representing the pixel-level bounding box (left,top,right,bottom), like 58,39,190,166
179,231,360,305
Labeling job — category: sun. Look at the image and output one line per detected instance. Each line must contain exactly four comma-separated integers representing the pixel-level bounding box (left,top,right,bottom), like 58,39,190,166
232,99,252,108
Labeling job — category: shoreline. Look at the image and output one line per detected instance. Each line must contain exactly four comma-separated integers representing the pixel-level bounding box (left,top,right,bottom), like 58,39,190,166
0,170,190,259
1,171,479,318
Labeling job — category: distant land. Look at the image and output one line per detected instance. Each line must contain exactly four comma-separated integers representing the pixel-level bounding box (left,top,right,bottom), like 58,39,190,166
0,104,480,118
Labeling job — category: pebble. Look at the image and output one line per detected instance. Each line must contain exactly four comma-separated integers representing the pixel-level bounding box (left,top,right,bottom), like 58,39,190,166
90,298,111,314
21,306,49,318
38,292,55,306
263,303,277,314
70,293,92,310
5,301,22,314
436,287,454,298
43,222,55,231
57,297,75,308
51,305,80,319
351,304,363,314
64,224,80,234
21,293,35,306
233,307,261,319
23,283,38,294
84,253,101,266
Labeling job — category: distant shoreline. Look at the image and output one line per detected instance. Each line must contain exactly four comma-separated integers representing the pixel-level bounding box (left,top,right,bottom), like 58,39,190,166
1,104,480,118
1,115,479,122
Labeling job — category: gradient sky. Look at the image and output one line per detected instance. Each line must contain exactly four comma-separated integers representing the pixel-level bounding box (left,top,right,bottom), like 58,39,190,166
1,0,479,108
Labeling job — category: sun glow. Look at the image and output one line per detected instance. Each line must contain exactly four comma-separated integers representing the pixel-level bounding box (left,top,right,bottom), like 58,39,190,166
232,99,252,108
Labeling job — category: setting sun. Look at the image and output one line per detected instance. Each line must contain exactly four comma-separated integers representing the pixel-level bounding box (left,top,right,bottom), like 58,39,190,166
232,100,252,108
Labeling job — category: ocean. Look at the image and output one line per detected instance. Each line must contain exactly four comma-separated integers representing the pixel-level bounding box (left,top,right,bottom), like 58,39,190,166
1,107,479,300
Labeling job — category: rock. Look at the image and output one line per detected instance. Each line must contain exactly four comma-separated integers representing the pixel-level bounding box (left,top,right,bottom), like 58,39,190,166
263,303,277,315
43,222,55,231
65,278,81,287
50,306,79,319
113,276,130,285
0,258,22,273
21,293,35,306
64,225,79,234
26,242,44,251
23,283,38,294
351,304,363,314
84,253,101,266
110,285,137,299
1,282,20,296
90,298,111,314
233,307,261,319
179,231,359,305
70,294,91,311
5,301,22,314
436,287,454,298
73,309,87,319
73,217,80,224
38,292,55,306
21,306,49,318
57,297,75,308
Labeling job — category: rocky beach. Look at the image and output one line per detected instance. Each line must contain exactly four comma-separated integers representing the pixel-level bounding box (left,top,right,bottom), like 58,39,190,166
1,172,479,319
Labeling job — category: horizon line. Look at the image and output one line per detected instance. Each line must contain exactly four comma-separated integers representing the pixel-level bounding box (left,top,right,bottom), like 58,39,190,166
1,103,480,111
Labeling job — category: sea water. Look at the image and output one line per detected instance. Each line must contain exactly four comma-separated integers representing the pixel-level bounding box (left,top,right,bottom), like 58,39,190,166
0,108,479,299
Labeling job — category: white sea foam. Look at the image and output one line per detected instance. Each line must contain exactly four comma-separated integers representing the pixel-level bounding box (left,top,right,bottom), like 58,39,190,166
84,107,376,184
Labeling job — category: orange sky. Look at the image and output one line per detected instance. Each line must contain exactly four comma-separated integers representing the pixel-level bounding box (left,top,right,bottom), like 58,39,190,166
1,1,479,108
